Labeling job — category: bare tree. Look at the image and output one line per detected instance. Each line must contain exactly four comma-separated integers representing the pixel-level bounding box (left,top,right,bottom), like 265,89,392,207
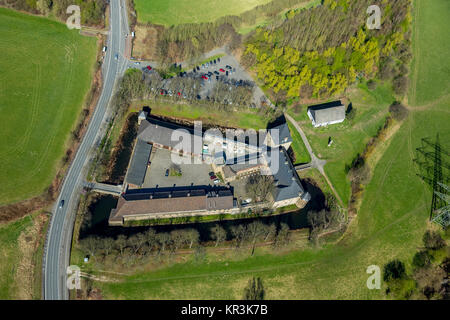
210,224,227,247
115,234,128,257
245,175,275,203
247,221,266,255
274,223,290,247
263,223,277,242
185,229,200,249
156,232,171,253
128,232,147,255
80,236,100,257
101,237,115,256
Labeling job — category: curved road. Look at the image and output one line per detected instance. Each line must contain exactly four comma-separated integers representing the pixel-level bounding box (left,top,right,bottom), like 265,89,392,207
43,0,129,300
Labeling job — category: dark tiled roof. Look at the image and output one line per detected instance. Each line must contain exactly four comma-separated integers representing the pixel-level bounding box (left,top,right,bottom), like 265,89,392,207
138,118,202,153
268,147,305,202
308,101,345,125
109,189,234,221
125,139,152,186
268,122,292,145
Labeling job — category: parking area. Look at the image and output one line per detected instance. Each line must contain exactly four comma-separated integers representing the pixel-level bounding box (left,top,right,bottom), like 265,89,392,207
142,148,218,189
129,50,273,108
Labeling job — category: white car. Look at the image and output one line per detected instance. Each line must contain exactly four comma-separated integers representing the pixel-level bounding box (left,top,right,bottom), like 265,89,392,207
213,179,220,184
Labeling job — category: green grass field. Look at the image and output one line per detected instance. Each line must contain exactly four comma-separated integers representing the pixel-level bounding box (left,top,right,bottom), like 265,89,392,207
237,0,321,34
134,0,271,25
288,82,395,204
0,215,33,299
92,0,449,299
409,0,450,106
0,8,97,205
286,119,311,164
131,101,269,129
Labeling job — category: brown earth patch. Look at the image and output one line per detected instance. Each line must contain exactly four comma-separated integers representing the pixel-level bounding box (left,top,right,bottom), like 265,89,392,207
14,213,48,299
132,24,160,60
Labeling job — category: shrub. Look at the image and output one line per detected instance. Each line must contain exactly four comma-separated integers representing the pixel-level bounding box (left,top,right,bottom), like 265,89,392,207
243,277,265,300
393,75,409,95
423,230,446,250
383,259,406,281
389,102,409,121
367,79,377,90
412,250,432,269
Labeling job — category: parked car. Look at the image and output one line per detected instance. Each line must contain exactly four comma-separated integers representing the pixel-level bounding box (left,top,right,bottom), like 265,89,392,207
213,179,220,184
102,46,107,52
210,175,217,180
146,65,152,71
114,53,119,60
219,68,225,72
165,169,169,177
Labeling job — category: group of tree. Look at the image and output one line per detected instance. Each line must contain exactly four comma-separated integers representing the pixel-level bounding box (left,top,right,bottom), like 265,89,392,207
1,0,107,26
242,0,412,101
383,230,449,300
116,68,255,111
151,0,309,64
79,227,201,266
79,220,294,266
306,208,341,244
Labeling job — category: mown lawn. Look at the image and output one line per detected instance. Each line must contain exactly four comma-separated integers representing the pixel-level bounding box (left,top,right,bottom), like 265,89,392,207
288,82,395,205
131,101,269,129
286,120,311,164
94,0,449,299
409,0,450,106
0,8,98,205
134,0,271,25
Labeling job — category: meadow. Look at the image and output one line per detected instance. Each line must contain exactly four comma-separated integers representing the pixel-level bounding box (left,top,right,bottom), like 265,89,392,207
288,82,395,204
0,215,33,299
130,100,270,129
93,0,449,299
0,8,98,205
133,0,271,25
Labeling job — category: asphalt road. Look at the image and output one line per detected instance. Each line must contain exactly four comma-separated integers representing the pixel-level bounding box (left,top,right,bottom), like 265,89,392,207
43,0,129,300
